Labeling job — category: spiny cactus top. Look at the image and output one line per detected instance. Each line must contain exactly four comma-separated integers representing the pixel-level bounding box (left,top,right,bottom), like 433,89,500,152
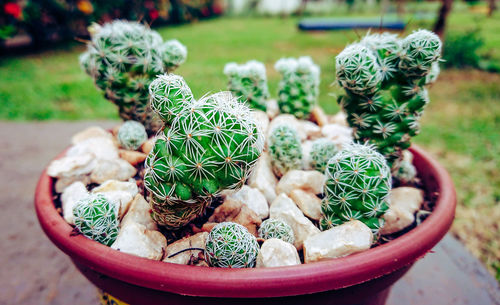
258,218,295,244
79,20,187,134
275,56,320,119
310,138,338,173
144,75,264,228
205,222,259,268
224,60,270,111
268,125,303,177
73,194,119,246
117,120,148,150
336,30,441,168
320,143,391,236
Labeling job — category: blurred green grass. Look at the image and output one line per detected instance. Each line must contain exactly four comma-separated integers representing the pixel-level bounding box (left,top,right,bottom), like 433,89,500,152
0,5,499,276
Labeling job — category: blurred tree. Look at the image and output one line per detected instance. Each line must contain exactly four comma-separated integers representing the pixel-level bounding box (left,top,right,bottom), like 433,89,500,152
433,0,453,38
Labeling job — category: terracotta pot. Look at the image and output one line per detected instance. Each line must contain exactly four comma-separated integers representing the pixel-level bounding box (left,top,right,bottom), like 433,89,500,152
35,145,456,305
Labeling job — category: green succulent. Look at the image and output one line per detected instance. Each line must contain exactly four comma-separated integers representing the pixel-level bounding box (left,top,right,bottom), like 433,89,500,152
258,218,295,244
205,222,259,268
79,20,187,134
275,56,320,119
73,194,119,246
393,160,417,184
336,30,442,169
310,138,338,173
268,125,303,177
224,60,270,111
117,120,148,150
320,143,391,236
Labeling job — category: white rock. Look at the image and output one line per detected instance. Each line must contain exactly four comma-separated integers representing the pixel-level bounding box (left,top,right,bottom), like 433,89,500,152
228,185,269,219
71,126,112,144
402,150,414,163
256,238,301,268
304,220,373,263
267,114,303,140
266,99,280,119
329,111,348,127
54,174,91,193
121,194,157,231
111,222,166,260
248,152,278,203
321,124,353,147
163,232,208,265
380,187,424,235
298,120,322,140
301,140,314,170
92,180,138,218
252,110,270,135
61,181,88,225
269,193,320,250
289,189,322,221
310,106,329,127
90,159,137,185
47,153,96,178
67,137,119,160
276,170,326,196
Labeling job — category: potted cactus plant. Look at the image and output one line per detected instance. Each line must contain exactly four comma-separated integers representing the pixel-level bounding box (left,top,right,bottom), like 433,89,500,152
35,26,455,305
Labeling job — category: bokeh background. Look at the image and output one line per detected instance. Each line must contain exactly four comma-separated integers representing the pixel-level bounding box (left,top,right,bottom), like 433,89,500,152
0,0,499,294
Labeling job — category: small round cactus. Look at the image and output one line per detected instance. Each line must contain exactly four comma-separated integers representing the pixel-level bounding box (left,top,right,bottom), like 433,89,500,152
320,143,391,235
79,20,187,134
336,30,442,169
258,218,295,244
117,120,148,150
144,75,264,228
310,138,338,173
393,160,417,184
205,222,259,268
268,125,303,177
275,56,320,119
73,194,119,246
224,60,270,111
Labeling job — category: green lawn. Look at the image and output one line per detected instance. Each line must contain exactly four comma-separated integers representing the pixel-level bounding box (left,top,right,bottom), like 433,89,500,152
0,4,499,277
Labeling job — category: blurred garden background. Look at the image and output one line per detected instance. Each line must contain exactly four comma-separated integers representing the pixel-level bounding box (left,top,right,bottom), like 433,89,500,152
0,0,499,282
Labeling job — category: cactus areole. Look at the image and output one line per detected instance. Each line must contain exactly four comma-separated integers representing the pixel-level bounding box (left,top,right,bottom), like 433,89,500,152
144,74,264,229
79,20,187,134
336,30,442,169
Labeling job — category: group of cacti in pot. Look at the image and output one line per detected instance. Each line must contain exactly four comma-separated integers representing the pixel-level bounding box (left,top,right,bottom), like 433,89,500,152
49,20,442,269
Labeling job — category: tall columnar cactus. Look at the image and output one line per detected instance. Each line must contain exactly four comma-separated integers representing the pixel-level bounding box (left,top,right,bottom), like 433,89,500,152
73,194,119,246
117,120,148,150
79,20,187,134
335,30,442,168
258,218,295,244
224,60,270,111
144,75,264,229
268,125,303,177
320,143,391,236
310,138,338,173
205,222,259,268
275,56,320,119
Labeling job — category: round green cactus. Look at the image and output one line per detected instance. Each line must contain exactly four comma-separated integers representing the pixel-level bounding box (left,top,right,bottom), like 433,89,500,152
275,56,320,119
144,76,264,228
320,143,391,235
393,159,417,184
205,222,259,268
268,125,303,177
336,30,442,169
224,60,270,111
73,194,119,246
310,138,338,173
258,218,295,244
117,120,148,150
79,20,187,134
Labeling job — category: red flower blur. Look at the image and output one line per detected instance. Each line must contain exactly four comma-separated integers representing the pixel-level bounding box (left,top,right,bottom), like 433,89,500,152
4,2,22,19
149,9,159,21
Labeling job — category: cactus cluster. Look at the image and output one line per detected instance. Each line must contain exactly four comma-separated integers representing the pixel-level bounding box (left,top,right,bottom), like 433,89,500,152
310,138,338,173
205,222,259,268
320,143,391,235
258,218,295,244
73,194,119,246
268,125,303,177
224,60,270,111
335,30,442,168
117,120,148,150
144,74,264,229
275,56,320,119
79,20,187,134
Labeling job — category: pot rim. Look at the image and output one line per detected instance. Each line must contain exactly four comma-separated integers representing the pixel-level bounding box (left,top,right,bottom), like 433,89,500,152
34,145,456,298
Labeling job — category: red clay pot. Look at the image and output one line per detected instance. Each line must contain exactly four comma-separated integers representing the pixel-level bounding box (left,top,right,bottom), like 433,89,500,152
35,145,456,305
